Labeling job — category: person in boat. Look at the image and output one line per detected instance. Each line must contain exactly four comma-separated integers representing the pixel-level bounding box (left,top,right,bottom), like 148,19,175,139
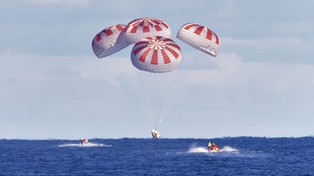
212,142,220,151
208,141,212,151
80,138,88,145
208,141,220,151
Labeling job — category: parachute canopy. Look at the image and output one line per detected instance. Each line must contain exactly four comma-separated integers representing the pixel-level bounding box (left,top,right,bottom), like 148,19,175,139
131,36,182,73
124,17,171,44
91,19,221,70
92,24,130,58
177,23,220,57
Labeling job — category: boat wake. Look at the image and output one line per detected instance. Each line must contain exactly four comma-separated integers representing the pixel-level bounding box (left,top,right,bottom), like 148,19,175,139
188,146,208,153
188,145,238,153
220,146,238,152
58,142,112,148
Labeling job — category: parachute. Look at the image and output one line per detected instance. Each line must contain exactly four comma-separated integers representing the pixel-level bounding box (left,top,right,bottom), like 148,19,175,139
177,23,220,57
91,20,221,59
92,24,130,58
124,17,171,44
131,36,182,73
91,17,221,137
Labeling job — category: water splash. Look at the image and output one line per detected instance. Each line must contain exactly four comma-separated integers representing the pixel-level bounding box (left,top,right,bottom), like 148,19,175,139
188,146,208,153
188,145,238,153
220,146,238,152
58,142,112,148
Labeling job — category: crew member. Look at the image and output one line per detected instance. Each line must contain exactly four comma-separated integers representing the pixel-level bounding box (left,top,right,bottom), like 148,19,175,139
208,141,212,151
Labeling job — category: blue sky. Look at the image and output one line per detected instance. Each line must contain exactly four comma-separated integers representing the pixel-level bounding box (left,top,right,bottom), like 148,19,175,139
1,0,314,139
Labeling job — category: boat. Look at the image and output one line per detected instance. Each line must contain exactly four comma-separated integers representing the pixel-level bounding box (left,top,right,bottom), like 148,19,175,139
208,147,220,152
208,142,220,152
80,138,88,145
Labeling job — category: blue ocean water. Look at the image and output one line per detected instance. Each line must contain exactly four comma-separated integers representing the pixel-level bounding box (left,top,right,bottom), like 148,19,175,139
1,137,314,175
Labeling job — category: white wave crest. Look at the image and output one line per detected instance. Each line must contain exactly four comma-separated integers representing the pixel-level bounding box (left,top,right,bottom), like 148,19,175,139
58,142,112,148
188,145,238,153
220,146,238,152
188,146,208,153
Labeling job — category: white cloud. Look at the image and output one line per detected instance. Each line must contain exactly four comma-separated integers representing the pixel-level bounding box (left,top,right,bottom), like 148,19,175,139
2,50,314,138
178,52,314,123
72,57,136,87
20,50,311,109
222,37,305,51
28,0,90,6
183,52,314,92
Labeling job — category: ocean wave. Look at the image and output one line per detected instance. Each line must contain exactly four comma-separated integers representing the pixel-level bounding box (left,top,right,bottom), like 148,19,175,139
188,145,238,153
58,142,112,148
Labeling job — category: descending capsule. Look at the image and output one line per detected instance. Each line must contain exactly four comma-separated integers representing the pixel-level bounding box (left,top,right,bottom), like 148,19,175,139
92,24,130,58
131,36,182,73
124,17,171,44
177,23,220,57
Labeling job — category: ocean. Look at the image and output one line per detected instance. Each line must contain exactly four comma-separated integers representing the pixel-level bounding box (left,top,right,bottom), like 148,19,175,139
1,137,313,175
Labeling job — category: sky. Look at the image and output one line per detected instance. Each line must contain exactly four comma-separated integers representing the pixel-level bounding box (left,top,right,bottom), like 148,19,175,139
1,0,314,139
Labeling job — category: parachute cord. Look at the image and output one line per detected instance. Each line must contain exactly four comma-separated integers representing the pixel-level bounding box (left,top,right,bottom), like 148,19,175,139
135,71,160,129
158,71,189,127
135,70,190,131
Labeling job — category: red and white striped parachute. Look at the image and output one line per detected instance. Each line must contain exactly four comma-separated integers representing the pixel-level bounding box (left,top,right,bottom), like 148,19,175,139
177,23,220,57
131,36,182,73
92,19,222,72
124,17,171,44
92,24,130,58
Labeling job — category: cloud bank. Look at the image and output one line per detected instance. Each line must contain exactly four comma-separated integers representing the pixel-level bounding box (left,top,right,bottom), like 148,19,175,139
27,0,91,6
1,51,314,138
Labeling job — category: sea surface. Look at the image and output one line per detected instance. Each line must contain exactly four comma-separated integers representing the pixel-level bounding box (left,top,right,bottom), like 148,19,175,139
1,137,314,175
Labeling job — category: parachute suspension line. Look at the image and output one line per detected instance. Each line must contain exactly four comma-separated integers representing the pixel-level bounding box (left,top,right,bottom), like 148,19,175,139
155,71,188,127
153,74,171,128
148,73,165,129
149,72,176,129
135,69,189,130
135,71,162,129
